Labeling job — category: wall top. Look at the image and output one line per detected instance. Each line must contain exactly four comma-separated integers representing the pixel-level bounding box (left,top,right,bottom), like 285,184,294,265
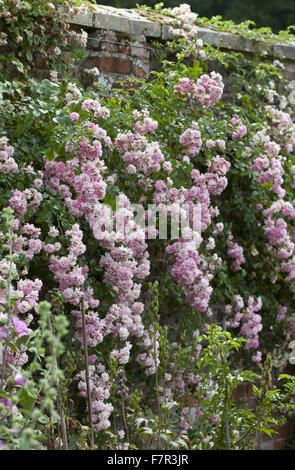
69,4,295,61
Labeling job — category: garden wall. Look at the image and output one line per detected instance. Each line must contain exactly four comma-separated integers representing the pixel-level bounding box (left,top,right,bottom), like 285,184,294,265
60,4,295,88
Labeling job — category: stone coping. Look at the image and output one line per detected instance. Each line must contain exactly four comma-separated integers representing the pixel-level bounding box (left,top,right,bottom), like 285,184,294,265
68,4,295,61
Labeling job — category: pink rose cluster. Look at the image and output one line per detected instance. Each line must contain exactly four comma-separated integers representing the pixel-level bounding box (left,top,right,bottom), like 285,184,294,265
174,72,224,108
81,98,110,120
227,235,245,272
0,137,18,174
194,72,224,108
9,188,43,219
252,127,295,300
252,151,285,199
179,121,202,157
171,3,198,24
76,363,113,431
225,296,263,362
230,117,247,139
115,131,166,176
132,109,158,135
163,154,229,313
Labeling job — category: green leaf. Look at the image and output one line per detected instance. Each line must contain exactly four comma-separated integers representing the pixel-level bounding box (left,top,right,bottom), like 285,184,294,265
0,390,10,400
19,388,35,412
45,147,55,161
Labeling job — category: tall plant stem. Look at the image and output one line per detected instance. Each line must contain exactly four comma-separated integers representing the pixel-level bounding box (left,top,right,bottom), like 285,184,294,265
47,314,68,450
121,394,130,443
220,350,231,450
81,296,95,448
154,330,161,450
0,228,13,390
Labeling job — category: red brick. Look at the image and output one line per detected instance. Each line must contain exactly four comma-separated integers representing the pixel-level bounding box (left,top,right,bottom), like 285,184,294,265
233,381,255,400
278,422,294,439
118,43,131,55
89,55,132,74
273,439,285,450
135,66,148,78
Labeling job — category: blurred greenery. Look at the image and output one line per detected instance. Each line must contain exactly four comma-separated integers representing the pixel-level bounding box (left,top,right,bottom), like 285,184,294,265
94,0,295,33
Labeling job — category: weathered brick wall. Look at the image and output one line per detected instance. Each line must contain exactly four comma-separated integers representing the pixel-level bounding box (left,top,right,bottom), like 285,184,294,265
32,5,295,87
62,5,295,89
67,6,161,88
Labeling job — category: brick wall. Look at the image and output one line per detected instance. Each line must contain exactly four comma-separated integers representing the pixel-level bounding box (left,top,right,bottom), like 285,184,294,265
67,6,162,89
61,5,295,89
31,5,295,87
